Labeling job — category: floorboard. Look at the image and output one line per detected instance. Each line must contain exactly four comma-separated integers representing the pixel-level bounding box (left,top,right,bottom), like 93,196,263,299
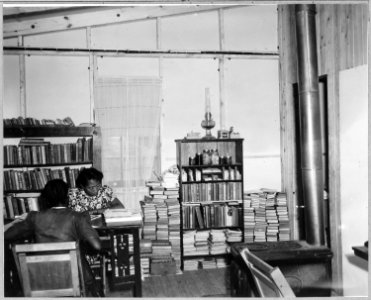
105,267,231,297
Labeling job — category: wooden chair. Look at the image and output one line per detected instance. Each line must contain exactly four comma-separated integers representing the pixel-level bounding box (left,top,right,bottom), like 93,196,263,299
13,241,85,297
240,248,296,298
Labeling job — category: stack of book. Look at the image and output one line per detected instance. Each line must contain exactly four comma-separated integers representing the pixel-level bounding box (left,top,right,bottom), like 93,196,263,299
254,195,267,242
225,228,243,243
183,230,197,256
194,230,209,255
165,198,181,271
216,257,228,268
183,258,199,271
200,257,217,269
243,189,291,243
141,201,157,240
208,229,227,255
140,239,152,278
265,191,279,242
276,192,290,241
156,203,169,240
151,240,176,275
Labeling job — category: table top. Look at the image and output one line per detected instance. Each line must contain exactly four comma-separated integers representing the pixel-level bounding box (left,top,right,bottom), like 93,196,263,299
352,246,368,261
231,240,333,262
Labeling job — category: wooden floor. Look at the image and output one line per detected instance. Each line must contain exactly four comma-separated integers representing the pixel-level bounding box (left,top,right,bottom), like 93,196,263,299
107,267,231,298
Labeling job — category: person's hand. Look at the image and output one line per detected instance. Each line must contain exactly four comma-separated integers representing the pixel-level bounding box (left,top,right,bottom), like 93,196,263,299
16,212,28,220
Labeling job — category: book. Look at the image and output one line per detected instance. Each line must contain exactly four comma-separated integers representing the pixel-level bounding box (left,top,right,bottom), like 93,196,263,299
104,209,142,226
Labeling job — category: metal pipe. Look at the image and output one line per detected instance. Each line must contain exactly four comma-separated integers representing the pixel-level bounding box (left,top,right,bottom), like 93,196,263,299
295,4,324,246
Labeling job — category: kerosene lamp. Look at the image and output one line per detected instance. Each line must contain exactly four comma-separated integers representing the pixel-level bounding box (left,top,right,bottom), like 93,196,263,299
201,88,216,139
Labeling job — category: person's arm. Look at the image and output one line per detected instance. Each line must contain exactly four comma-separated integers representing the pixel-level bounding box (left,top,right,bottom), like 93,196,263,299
109,197,125,209
78,213,101,252
5,213,35,241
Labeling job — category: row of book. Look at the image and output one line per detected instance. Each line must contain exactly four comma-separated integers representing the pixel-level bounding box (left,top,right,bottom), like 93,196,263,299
3,116,75,127
182,202,242,229
3,166,85,191
183,229,242,259
243,189,290,243
181,182,242,202
3,194,40,218
4,137,93,166
181,166,242,182
183,257,229,271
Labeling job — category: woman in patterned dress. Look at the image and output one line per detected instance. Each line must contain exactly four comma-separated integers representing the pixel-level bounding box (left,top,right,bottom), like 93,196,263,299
68,167,124,213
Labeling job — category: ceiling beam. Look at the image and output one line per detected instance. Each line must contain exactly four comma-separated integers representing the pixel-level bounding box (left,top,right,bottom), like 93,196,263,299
3,5,236,38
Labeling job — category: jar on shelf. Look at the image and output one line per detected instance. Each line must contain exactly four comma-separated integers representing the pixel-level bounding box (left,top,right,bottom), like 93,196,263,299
211,149,219,165
202,149,211,165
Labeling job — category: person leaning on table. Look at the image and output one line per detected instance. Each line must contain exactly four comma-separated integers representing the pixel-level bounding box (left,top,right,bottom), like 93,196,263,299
68,167,124,214
4,179,104,297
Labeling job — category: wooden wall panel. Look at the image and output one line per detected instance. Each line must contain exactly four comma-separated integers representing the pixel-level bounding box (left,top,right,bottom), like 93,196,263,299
317,4,367,75
278,4,367,296
278,4,299,241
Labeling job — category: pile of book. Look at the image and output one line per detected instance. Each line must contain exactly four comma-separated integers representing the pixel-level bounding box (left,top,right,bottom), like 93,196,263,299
151,240,176,275
208,229,227,255
140,239,152,278
200,258,217,269
183,230,197,258
183,258,199,271
194,231,209,255
243,197,255,243
225,228,243,243
243,189,291,243
276,192,290,241
141,200,157,240
165,198,181,271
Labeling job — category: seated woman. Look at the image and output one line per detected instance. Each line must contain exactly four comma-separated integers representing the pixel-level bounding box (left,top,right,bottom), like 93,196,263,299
5,179,103,297
69,167,124,213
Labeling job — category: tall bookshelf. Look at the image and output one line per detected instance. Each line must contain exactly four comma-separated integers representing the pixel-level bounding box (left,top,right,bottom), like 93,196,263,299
175,138,244,270
3,125,101,218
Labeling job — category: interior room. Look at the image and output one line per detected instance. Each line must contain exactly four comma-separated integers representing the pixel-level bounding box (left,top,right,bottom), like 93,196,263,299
1,2,368,298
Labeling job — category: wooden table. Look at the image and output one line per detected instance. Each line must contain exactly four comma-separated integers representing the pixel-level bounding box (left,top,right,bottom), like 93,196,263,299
96,224,142,297
352,246,368,261
230,240,333,297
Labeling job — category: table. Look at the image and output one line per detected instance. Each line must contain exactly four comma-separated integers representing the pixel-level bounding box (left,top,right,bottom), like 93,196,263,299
352,246,368,261
96,224,142,297
230,240,333,297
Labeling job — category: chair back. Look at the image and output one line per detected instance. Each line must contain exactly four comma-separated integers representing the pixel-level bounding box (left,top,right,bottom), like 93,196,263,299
240,248,296,298
13,241,85,297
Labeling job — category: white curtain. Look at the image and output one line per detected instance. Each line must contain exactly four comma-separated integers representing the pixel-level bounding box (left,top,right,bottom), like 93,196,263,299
94,77,162,210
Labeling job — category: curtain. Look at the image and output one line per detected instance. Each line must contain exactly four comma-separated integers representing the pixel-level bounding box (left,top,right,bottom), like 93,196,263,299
94,77,162,210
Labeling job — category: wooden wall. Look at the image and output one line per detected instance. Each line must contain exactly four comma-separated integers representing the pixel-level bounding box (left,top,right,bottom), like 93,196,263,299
278,3,368,296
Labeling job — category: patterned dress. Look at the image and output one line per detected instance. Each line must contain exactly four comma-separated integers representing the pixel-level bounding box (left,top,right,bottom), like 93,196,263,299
68,185,115,268
68,185,114,212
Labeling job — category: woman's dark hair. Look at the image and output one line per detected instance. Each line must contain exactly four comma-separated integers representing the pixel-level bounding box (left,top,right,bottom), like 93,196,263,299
39,179,69,210
76,167,103,189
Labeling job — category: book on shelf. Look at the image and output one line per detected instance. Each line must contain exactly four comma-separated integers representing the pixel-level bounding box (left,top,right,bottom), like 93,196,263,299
4,193,40,218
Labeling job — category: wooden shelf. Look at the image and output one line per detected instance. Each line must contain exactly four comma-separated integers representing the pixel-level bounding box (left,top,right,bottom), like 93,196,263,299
4,125,99,138
4,161,93,168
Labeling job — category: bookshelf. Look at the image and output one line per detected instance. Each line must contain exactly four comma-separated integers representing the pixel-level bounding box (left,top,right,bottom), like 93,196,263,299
175,138,244,270
3,125,101,218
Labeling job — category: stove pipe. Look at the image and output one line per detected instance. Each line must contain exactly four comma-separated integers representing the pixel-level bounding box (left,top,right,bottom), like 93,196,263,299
295,4,325,246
